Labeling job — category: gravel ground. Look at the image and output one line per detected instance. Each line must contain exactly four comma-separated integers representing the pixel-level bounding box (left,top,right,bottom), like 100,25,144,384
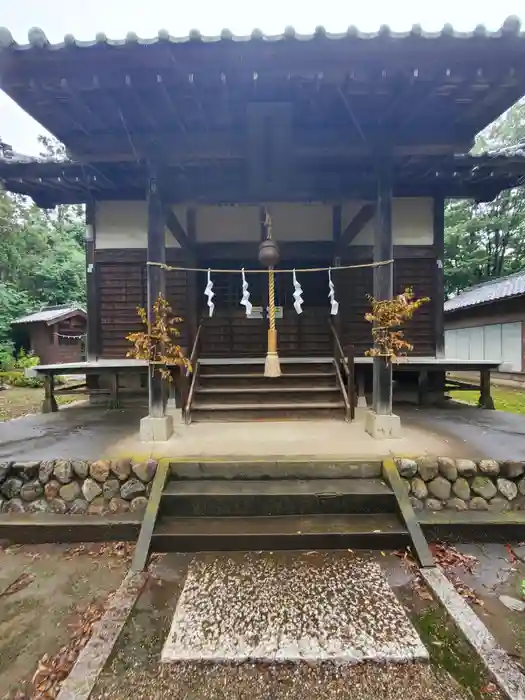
94,659,470,700
92,554,474,700
162,551,426,663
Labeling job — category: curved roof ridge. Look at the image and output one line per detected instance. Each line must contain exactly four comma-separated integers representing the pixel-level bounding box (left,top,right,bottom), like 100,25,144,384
0,17,523,51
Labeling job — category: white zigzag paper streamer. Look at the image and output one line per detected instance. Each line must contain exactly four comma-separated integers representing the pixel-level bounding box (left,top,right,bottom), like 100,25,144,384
292,269,303,315
328,267,339,316
240,268,253,317
204,268,215,317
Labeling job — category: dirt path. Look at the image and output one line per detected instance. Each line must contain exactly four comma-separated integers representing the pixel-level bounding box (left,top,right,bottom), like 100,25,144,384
0,543,130,698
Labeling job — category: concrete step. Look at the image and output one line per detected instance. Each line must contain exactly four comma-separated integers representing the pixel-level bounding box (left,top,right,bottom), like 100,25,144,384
161,478,396,516
151,513,409,552
168,460,383,481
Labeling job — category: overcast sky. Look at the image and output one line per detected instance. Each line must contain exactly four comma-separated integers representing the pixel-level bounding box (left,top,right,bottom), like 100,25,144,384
1,0,524,154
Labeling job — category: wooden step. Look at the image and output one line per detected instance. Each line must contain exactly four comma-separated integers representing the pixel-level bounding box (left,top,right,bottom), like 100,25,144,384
161,478,396,516
196,386,339,394
198,374,337,389
199,372,336,380
192,401,345,411
190,407,346,422
151,513,409,552
193,390,343,406
198,360,335,375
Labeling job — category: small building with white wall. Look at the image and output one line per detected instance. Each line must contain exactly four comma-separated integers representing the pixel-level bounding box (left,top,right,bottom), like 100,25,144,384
445,271,525,373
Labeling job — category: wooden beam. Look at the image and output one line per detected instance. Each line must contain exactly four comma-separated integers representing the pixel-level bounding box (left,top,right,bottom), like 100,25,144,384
147,165,166,418
332,205,342,244
85,199,100,360
185,207,198,350
336,87,367,142
164,206,190,250
372,161,393,416
338,203,375,252
62,128,467,162
433,196,445,357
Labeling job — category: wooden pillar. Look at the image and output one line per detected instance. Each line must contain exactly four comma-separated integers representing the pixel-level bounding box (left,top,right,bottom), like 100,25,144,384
372,163,393,415
433,196,445,358
332,204,343,358
479,369,495,409
186,207,198,352
147,166,166,418
42,373,58,413
85,199,100,361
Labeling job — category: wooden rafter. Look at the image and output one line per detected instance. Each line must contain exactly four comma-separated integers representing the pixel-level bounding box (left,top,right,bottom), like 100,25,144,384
336,86,367,143
164,206,191,250
337,204,376,252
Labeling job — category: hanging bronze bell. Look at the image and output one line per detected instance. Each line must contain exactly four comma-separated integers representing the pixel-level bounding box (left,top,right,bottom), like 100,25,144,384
258,238,280,268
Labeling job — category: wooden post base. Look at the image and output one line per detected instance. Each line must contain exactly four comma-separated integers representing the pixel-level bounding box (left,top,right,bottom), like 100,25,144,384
478,369,495,409
42,374,58,413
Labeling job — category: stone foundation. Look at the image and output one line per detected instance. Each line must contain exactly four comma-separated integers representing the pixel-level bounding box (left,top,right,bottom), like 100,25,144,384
0,459,156,515
395,457,525,512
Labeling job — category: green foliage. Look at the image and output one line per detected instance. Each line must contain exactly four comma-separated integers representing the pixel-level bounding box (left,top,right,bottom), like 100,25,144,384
14,349,40,370
0,135,86,364
0,369,65,388
444,99,525,297
0,370,44,387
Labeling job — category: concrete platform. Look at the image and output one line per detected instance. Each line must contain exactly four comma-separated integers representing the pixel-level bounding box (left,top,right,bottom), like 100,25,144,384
161,551,428,664
0,402,473,461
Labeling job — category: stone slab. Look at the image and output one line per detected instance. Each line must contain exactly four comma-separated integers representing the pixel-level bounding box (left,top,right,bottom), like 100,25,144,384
365,411,402,439
139,415,173,442
161,551,427,664
422,567,525,700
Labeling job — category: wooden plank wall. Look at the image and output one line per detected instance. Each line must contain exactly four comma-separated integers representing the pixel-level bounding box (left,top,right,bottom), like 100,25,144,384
339,249,436,356
96,250,187,359
95,247,436,359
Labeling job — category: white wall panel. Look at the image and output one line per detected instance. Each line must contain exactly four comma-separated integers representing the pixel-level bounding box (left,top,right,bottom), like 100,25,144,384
95,198,434,248
446,321,522,371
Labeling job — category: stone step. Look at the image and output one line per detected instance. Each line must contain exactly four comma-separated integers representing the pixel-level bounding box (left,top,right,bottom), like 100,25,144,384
151,513,408,552
168,459,383,480
161,551,426,664
161,478,396,517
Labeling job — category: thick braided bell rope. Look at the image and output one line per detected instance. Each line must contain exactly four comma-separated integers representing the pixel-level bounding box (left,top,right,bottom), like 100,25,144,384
268,267,276,331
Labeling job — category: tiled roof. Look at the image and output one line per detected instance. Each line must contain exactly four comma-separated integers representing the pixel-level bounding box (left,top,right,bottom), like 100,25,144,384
12,305,86,325
0,17,523,50
0,141,65,165
444,270,525,312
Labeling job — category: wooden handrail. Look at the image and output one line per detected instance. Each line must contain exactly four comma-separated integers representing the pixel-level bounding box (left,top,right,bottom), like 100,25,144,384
328,318,347,369
188,323,203,371
333,358,351,422
184,323,203,424
329,318,356,420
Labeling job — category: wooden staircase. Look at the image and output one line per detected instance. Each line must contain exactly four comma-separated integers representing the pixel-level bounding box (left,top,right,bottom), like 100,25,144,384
186,358,349,422
149,460,411,553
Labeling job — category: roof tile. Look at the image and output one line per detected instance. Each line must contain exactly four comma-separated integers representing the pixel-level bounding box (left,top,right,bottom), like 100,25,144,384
444,270,525,312
0,17,523,51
